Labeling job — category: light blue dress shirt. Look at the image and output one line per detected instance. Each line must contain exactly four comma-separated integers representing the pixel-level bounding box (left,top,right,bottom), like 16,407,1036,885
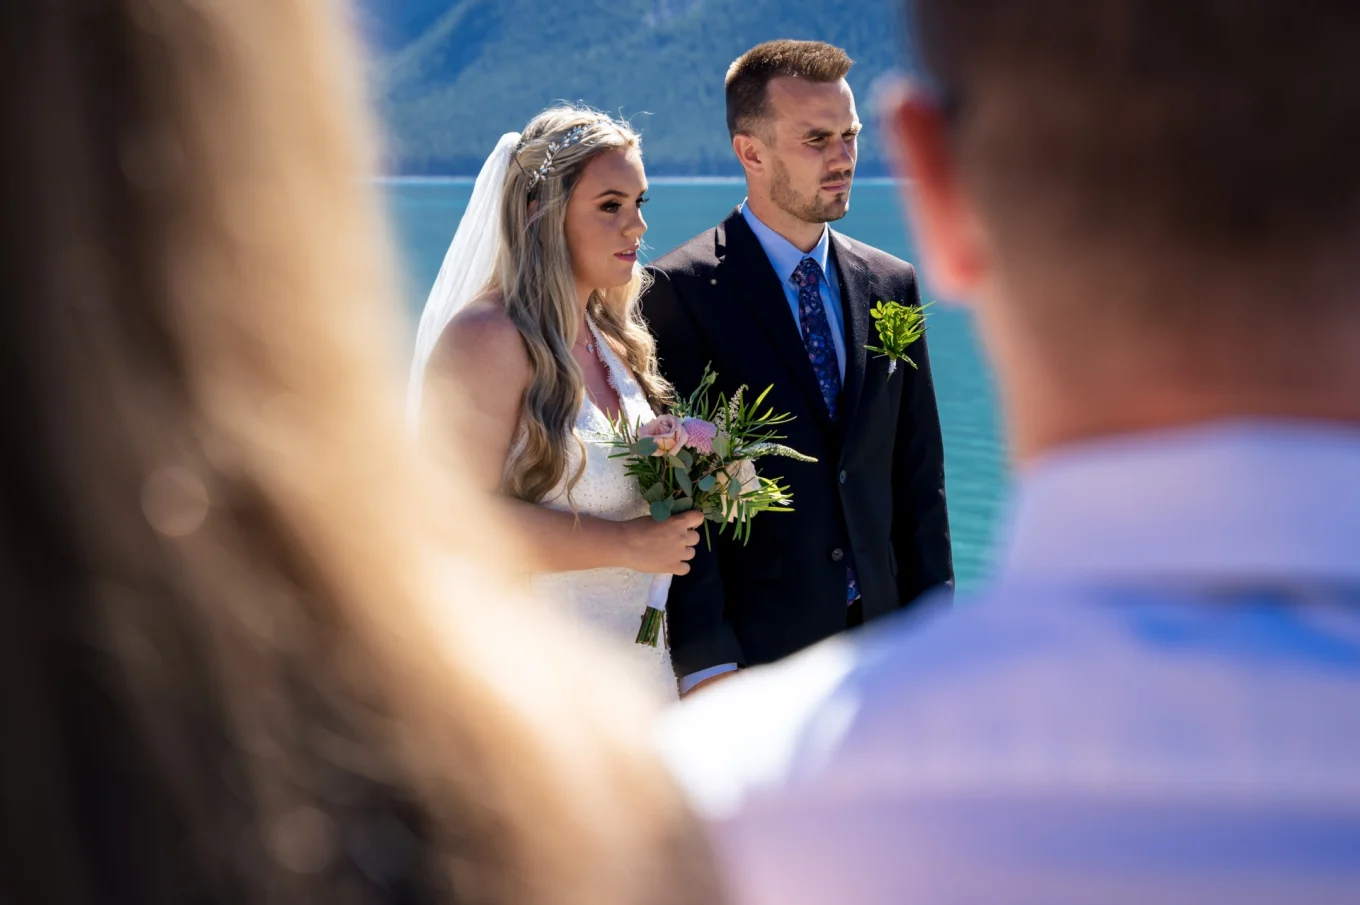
739,201,847,382
677,203,850,695
661,421,1360,903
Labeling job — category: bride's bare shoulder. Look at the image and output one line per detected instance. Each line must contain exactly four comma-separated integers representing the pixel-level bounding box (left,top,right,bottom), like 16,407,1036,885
430,294,529,384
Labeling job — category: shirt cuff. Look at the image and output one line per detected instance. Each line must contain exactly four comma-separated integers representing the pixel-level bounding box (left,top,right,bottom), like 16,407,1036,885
678,663,739,695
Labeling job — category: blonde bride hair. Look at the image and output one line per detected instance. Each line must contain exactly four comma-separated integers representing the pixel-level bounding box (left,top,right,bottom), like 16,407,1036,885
496,106,672,503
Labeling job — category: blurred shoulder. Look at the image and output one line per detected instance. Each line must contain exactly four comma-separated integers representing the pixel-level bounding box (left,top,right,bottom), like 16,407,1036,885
657,590,958,820
659,581,1360,905
656,583,1104,821
660,577,1360,821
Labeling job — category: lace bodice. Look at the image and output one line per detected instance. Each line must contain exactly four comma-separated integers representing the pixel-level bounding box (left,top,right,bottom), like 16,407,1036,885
520,320,676,698
534,323,655,519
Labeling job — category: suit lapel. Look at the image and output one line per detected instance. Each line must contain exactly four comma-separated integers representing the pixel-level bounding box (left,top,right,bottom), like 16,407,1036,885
718,210,835,432
830,231,874,436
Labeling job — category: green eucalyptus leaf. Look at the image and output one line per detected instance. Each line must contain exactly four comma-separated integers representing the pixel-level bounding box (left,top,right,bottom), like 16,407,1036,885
649,500,672,522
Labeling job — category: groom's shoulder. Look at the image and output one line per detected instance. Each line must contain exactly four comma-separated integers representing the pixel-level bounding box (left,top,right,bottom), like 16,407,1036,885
832,229,919,285
650,224,723,282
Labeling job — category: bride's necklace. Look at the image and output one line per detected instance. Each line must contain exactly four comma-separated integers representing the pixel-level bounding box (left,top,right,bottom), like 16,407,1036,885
577,318,596,355
578,318,615,414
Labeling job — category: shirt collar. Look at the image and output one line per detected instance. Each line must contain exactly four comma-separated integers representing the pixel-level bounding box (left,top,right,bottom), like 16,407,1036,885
998,419,1360,585
740,200,831,286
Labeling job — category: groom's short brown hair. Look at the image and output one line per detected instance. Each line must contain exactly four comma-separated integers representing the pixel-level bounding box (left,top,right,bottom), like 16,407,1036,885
908,0,1360,260
726,40,853,140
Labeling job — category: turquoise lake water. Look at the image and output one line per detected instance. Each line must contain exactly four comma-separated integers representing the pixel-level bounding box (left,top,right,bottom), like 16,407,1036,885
383,179,1009,587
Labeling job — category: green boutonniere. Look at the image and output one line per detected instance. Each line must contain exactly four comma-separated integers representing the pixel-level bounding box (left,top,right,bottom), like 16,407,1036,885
866,300,932,375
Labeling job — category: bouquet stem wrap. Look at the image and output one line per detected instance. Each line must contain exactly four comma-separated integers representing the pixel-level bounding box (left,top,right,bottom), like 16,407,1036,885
635,573,672,647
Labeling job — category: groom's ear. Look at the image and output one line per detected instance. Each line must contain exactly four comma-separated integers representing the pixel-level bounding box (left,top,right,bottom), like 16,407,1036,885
732,133,765,177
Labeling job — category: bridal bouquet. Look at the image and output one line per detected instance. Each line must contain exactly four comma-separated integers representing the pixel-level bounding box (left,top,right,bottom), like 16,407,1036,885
605,367,815,646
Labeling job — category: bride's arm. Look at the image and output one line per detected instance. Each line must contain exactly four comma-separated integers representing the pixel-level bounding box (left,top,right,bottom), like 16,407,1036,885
422,304,699,575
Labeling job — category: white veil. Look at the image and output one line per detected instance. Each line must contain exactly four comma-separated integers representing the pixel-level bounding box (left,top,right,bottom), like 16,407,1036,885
406,131,522,436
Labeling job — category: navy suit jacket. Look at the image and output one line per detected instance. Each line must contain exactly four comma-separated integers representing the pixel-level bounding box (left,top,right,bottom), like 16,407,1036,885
642,209,954,679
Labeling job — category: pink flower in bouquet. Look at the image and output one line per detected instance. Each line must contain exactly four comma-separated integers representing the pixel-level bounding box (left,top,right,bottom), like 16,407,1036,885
638,414,688,456
681,418,718,453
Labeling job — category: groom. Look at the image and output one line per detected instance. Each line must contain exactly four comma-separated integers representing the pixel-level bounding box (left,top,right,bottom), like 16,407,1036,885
643,40,953,695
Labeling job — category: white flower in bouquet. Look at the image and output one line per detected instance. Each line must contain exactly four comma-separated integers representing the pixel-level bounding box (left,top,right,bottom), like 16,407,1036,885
714,458,761,522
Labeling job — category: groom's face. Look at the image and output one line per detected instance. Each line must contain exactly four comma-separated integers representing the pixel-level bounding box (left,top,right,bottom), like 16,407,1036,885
761,76,860,224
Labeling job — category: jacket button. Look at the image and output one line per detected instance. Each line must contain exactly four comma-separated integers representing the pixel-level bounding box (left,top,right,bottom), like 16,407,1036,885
710,278,718,285
830,548,845,562
838,469,847,484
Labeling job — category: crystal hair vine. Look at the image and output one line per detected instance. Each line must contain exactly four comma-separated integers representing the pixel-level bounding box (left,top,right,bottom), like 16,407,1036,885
515,124,589,189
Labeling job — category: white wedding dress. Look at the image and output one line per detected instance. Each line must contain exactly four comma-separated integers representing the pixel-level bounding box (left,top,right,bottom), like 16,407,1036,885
523,320,678,699
407,133,676,700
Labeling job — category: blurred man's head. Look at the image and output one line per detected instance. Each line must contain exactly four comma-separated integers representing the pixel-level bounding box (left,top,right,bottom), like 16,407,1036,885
727,41,860,248
889,1,1360,460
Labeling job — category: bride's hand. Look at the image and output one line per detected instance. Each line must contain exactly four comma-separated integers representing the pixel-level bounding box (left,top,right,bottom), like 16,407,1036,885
619,510,704,575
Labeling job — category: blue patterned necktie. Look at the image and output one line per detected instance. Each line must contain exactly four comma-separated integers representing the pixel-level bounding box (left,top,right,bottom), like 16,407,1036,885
789,256,860,604
790,256,841,420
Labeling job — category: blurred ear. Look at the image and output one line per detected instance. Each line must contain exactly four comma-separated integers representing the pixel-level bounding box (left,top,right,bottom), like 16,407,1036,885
880,79,988,301
732,132,767,179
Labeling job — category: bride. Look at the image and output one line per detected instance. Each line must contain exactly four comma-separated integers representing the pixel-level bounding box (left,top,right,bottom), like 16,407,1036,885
408,106,701,699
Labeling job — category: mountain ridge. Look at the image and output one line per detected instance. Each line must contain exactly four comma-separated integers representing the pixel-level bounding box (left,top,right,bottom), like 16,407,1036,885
355,0,912,176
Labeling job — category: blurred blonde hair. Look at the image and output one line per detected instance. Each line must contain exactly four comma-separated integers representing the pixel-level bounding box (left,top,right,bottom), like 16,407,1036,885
497,106,672,503
0,2,714,904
